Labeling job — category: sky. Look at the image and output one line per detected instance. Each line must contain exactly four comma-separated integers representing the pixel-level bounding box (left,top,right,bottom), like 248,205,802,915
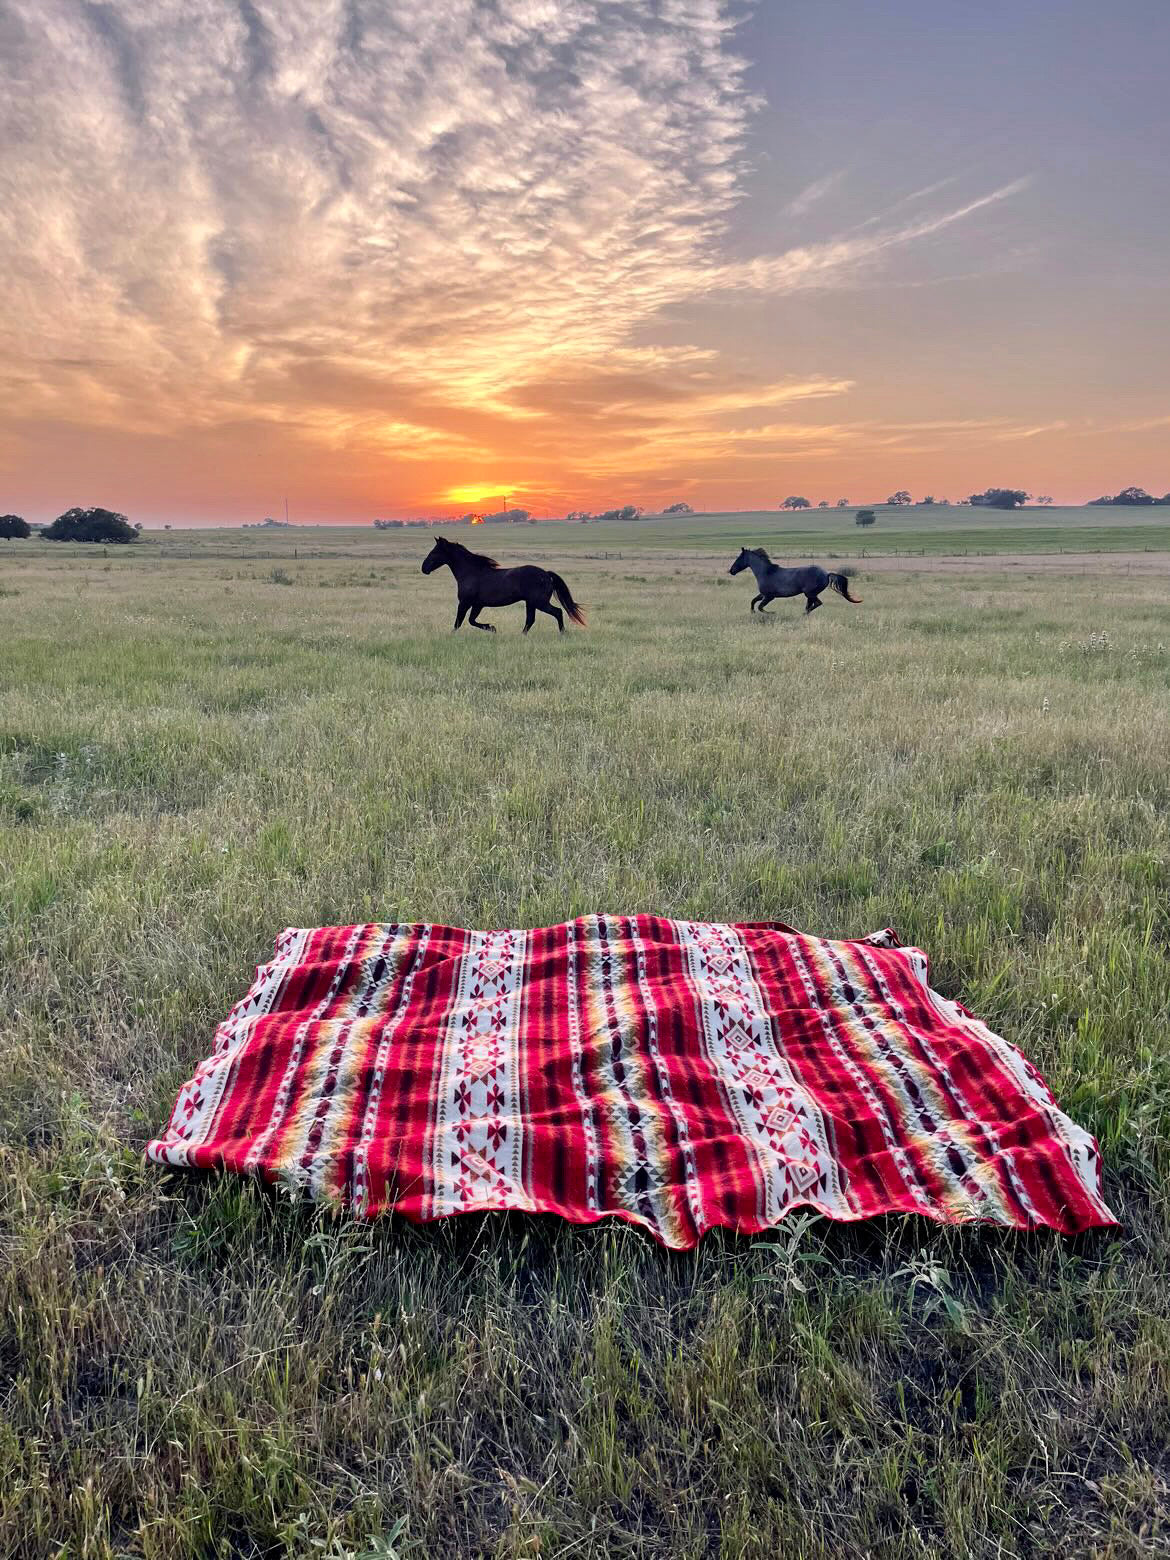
1,0,1167,526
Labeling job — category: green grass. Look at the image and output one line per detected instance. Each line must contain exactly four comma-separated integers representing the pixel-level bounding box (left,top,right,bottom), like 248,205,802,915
2,526,1169,1557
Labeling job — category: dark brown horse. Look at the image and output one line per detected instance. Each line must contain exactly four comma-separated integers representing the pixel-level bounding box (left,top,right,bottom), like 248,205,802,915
421,535,586,633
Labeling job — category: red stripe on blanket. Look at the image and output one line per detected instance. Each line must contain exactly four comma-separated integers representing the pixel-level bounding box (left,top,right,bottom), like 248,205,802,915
147,919,1117,1248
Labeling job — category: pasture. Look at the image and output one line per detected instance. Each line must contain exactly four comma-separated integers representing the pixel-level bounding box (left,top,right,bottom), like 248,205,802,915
2,516,1169,1558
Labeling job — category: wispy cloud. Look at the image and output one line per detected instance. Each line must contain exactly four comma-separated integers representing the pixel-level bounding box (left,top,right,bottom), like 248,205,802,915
704,179,1031,296
993,421,1069,441
847,175,960,232
783,169,847,219
1084,414,1170,435
0,0,1037,507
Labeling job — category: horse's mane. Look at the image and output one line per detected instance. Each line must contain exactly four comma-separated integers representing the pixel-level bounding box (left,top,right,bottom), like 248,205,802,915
441,537,499,568
750,546,771,562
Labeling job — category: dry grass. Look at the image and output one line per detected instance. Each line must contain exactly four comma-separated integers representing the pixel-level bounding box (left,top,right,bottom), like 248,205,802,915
2,526,1169,1557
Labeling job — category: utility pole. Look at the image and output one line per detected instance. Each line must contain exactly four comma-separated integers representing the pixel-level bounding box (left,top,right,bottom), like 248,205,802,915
284,496,289,525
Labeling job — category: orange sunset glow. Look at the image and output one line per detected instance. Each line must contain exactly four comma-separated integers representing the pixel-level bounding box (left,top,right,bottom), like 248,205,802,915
1,2,1167,525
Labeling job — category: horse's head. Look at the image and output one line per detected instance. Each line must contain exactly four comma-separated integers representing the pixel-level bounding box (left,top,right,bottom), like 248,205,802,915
729,547,753,576
421,537,449,574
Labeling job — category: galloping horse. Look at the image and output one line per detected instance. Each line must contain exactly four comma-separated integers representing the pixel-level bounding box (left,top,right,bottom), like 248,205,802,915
421,535,586,633
729,547,863,615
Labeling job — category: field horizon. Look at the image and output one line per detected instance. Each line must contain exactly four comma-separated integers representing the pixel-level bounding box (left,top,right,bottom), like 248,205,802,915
11,501,1167,563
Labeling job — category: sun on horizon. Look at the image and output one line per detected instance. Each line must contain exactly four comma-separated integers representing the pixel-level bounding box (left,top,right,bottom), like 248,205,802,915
442,486,518,509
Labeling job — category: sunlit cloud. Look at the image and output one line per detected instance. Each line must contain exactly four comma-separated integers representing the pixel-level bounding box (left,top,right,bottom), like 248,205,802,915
994,421,1069,441
0,0,1046,512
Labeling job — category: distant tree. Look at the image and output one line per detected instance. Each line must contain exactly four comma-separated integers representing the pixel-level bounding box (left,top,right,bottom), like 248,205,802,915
0,513,31,539
817,500,829,509
855,509,877,527
887,490,911,506
967,488,1030,509
1115,486,1156,506
482,507,531,523
781,495,810,510
836,498,849,508
43,506,138,543
597,505,644,522
918,495,936,506
566,510,592,522
1036,495,1053,506
663,501,693,514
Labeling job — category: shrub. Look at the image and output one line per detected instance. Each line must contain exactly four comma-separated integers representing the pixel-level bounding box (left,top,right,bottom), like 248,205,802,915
0,514,31,539
855,509,877,527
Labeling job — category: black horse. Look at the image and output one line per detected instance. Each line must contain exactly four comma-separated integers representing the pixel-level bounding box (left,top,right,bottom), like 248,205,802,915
729,547,863,615
421,535,586,633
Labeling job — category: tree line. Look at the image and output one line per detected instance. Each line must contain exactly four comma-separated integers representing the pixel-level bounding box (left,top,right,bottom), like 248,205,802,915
781,486,1168,512
1,507,140,542
5,486,1168,541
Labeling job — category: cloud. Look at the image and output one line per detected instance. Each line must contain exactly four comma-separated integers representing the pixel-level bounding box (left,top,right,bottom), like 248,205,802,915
1,1,755,424
0,0,1035,506
701,179,1032,296
783,169,847,219
993,421,1068,441
1085,414,1170,436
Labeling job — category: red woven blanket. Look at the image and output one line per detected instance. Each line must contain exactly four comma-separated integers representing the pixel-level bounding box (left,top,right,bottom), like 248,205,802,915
147,918,1115,1248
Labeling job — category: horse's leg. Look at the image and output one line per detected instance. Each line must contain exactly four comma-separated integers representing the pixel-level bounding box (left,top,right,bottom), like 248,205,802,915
749,593,762,612
805,593,822,614
758,594,776,615
536,602,565,632
453,600,469,631
522,601,537,634
468,604,496,632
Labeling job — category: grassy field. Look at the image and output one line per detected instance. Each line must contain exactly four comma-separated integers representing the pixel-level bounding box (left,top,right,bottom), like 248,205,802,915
2,519,1169,1558
104,503,1170,562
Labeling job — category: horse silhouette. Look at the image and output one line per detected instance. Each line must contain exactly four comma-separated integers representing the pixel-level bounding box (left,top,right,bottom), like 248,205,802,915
422,536,586,633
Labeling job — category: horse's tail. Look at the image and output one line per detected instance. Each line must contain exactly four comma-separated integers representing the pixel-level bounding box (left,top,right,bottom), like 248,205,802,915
828,572,862,604
549,571,586,625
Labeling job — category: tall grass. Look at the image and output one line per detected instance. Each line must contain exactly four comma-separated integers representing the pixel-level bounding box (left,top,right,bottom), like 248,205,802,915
1,535,1168,1556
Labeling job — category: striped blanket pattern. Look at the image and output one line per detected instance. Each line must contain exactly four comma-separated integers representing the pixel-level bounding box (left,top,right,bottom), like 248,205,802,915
147,918,1115,1247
